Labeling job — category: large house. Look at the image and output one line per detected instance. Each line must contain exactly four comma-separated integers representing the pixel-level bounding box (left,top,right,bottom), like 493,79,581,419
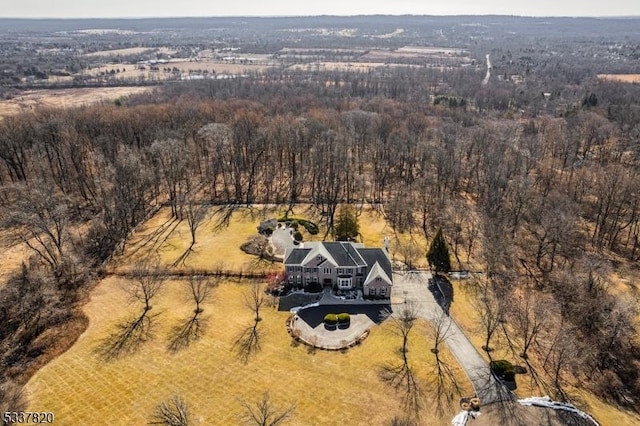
283,241,393,298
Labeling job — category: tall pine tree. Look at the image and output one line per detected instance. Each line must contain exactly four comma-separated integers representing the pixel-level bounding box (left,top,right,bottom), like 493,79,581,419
334,204,359,241
427,228,451,274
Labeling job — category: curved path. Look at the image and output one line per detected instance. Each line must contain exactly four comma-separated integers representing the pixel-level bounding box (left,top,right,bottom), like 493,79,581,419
482,53,492,86
391,271,511,405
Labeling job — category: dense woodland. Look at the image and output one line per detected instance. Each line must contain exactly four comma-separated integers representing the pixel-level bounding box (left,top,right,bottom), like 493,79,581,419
1,16,640,421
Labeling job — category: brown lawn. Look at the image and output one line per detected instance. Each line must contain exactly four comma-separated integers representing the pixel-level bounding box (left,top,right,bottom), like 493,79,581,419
114,204,429,274
113,206,283,274
24,277,470,425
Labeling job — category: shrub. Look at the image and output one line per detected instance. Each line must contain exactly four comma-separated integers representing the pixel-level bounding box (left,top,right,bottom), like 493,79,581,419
324,314,338,325
490,360,515,382
294,230,303,242
277,216,319,235
307,281,322,293
337,313,350,323
298,219,319,235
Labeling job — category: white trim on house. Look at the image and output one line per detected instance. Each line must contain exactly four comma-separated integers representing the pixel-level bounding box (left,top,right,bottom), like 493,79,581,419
363,261,392,287
301,242,338,267
337,277,352,289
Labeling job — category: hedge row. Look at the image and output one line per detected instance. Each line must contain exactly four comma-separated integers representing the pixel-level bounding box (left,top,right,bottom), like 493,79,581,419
278,217,319,235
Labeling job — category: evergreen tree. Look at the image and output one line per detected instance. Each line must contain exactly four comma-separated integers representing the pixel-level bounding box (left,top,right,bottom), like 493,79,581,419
334,204,359,241
427,228,451,274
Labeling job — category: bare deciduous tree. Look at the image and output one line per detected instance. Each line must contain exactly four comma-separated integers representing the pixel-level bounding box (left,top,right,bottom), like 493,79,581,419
470,277,504,354
379,303,423,418
172,188,209,267
1,183,70,269
98,263,164,360
246,282,265,323
168,276,214,353
429,312,462,416
234,283,266,363
240,392,296,426
149,394,191,426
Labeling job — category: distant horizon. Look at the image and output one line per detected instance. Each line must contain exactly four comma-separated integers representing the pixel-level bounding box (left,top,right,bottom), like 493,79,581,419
3,0,640,20
1,13,640,20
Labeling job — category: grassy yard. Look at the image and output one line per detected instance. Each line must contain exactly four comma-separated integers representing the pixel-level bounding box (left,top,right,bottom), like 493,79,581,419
24,278,469,425
113,204,430,275
113,206,283,274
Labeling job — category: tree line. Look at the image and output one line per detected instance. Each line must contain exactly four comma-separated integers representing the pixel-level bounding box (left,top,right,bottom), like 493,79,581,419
0,64,639,413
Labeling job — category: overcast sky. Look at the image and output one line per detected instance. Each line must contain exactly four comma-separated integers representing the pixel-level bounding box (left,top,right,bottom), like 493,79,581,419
2,0,640,18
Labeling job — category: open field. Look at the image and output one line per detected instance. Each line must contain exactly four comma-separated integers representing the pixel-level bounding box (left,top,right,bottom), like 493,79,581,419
24,278,470,425
83,60,271,81
0,87,152,118
290,62,401,71
84,47,178,57
597,74,640,83
84,47,156,57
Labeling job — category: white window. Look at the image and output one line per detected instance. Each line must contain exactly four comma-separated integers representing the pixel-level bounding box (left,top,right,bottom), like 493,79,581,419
296,275,301,284
338,278,352,289
380,288,387,296
305,276,310,285
370,287,377,296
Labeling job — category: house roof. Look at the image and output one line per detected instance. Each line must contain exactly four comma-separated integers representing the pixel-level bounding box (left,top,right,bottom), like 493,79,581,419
301,242,339,267
284,247,311,265
285,242,392,283
322,242,367,267
358,248,393,281
363,261,393,287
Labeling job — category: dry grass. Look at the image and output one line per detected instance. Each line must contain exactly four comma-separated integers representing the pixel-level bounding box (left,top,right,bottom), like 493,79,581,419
84,60,271,81
84,47,157,57
114,206,282,274
0,232,32,287
24,277,467,425
597,74,640,83
0,87,152,118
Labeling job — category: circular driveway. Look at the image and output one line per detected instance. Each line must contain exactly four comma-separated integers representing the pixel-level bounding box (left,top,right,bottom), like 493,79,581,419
289,304,386,350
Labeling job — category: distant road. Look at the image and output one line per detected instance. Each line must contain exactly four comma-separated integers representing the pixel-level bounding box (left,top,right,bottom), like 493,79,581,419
482,54,491,85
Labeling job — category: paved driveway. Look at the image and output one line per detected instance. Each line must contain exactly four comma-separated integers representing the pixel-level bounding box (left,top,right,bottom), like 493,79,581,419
391,271,511,405
271,227,295,256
